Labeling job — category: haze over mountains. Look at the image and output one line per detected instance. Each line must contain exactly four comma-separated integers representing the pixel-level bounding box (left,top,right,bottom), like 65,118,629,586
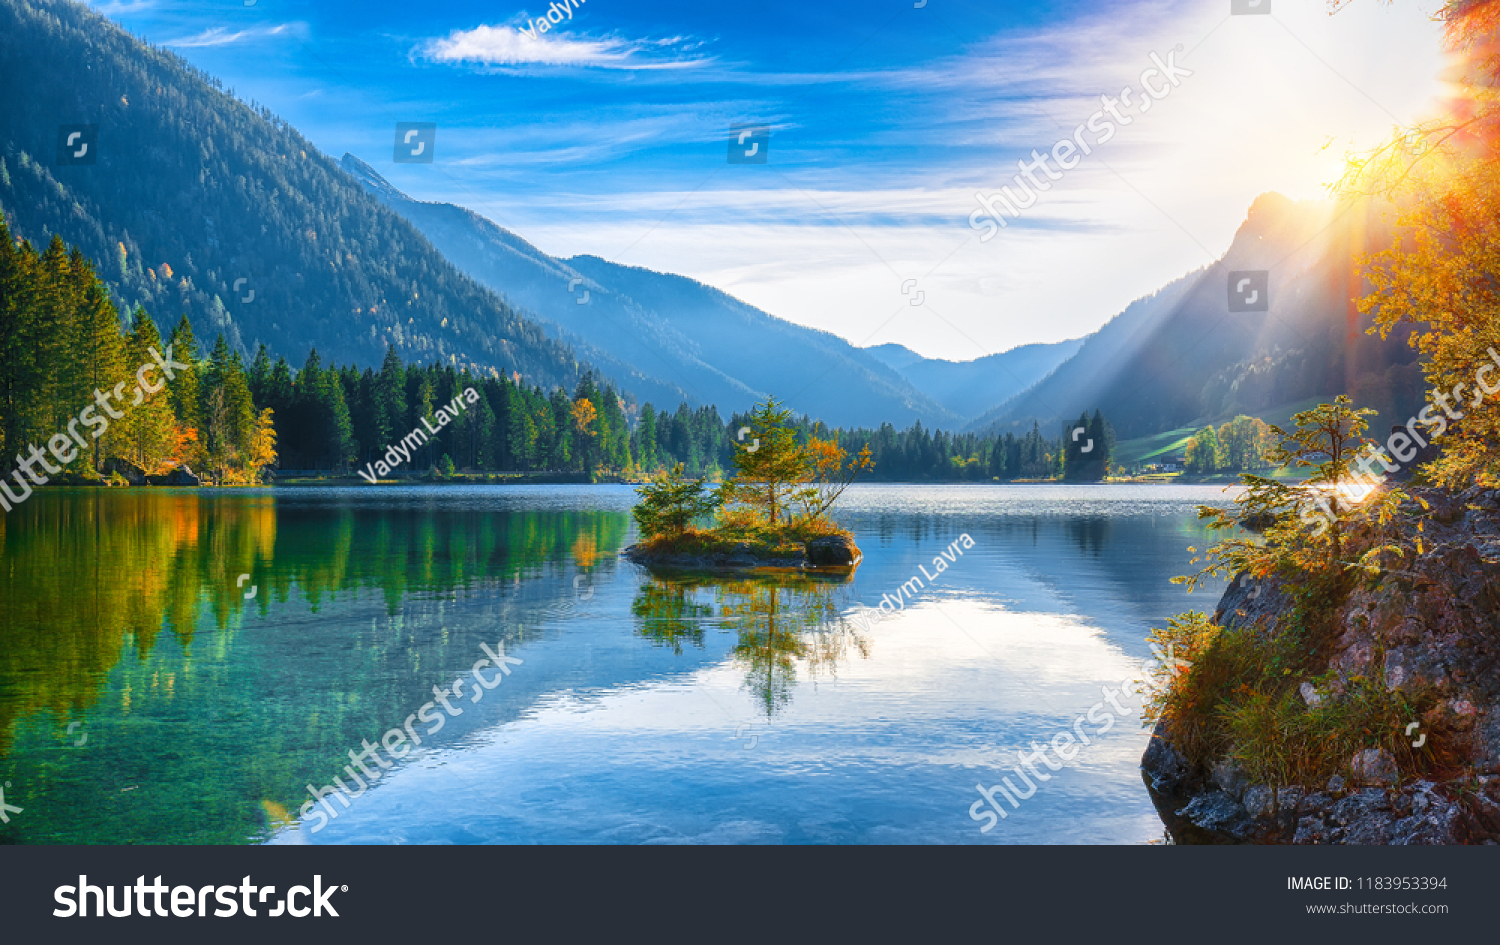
864,339,1085,424
0,0,1426,445
341,153,974,430
969,194,1426,439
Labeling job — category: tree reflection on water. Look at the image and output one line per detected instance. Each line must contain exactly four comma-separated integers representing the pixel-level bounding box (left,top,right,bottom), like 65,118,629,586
630,570,869,717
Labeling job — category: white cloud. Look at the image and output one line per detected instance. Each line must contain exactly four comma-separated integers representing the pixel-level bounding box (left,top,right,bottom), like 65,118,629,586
422,23,709,71
165,23,305,49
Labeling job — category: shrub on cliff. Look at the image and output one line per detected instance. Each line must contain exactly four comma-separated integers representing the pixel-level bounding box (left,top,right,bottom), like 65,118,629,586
1147,397,1434,789
1177,395,1409,597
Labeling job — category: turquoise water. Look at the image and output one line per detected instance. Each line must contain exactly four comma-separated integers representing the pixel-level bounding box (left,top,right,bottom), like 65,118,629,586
0,483,1234,844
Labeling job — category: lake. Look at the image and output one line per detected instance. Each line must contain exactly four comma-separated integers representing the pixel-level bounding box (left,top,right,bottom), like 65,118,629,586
0,483,1234,844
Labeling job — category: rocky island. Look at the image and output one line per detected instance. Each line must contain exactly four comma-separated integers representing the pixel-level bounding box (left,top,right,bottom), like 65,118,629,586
623,533,862,573
621,397,872,577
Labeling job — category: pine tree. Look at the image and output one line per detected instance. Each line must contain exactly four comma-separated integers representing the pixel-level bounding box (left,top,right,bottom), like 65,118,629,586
166,314,204,469
202,334,256,482
0,235,50,465
66,266,129,471
720,397,806,525
118,310,177,473
638,403,659,470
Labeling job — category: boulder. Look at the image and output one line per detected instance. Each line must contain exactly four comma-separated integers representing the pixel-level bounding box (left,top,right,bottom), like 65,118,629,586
102,457,146,485
166,465,201,486
805,535,861,568
1239,512,1278,533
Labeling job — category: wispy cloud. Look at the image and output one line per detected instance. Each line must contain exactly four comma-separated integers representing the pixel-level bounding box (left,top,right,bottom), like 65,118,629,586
165,23,306,49
421,23,709,71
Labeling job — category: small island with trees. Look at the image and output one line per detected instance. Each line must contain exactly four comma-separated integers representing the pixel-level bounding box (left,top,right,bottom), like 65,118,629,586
623,397,874,573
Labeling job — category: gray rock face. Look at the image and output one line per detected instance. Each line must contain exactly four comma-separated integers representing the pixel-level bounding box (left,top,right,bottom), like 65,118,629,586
1290,783,1478,845
619,544,806,573
103,457,146,485
1142,486,1500,845
1145,729,1500,844
805,535,861,568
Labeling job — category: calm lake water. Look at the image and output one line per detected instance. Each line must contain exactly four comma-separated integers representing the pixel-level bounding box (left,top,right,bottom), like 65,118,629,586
0,483,1234,845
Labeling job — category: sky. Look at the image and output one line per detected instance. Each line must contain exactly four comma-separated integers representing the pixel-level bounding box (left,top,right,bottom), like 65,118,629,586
88,0,1453,361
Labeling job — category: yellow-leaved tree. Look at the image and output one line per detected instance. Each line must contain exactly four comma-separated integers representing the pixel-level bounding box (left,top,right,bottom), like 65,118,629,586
1338,0,1500,487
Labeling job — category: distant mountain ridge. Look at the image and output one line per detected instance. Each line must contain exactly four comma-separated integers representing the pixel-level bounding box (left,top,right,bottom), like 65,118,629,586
341,153,963,429
863,339,1085,423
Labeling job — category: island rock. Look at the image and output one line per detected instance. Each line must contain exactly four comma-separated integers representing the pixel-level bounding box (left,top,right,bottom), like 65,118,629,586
805,535,861,568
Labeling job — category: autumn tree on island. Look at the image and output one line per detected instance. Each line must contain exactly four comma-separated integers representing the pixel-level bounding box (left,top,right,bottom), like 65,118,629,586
630,396,873,559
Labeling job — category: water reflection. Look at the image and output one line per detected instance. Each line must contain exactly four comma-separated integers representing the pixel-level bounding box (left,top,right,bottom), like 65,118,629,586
631,572,869,717
0,487,628,844
1,483,1231,845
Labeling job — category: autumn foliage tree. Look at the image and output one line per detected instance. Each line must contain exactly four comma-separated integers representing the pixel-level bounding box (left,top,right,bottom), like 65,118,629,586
1339,0,1500,487
719,397,873,528
1178,396,1406,594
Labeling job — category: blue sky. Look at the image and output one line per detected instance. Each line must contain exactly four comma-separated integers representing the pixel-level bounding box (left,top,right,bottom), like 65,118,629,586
90,0,1450,360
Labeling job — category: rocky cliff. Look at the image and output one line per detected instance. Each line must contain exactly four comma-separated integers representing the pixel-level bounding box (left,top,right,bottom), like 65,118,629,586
1143,485,1500,844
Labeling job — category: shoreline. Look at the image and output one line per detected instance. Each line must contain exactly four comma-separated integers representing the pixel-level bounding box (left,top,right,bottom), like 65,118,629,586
34,474,1277,489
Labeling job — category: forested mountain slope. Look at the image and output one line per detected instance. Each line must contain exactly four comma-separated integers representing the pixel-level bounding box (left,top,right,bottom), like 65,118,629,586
0,0,603,395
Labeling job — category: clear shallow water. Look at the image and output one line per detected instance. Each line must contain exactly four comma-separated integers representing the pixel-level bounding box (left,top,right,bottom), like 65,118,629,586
0,483,1235,844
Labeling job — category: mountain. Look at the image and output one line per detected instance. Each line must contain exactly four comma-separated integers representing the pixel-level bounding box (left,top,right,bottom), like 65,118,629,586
0,0,599,395
340,154,961,429
970,193,1427,439
863,339,1084,424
